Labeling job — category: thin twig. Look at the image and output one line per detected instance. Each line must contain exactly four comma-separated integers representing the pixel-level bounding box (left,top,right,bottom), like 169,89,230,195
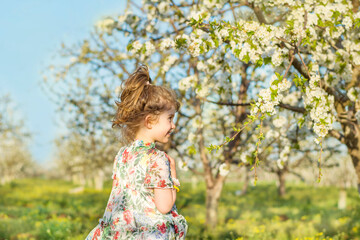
253,118,263,185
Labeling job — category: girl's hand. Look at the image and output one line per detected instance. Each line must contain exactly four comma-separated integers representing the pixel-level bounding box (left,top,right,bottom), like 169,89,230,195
166,154,176,169
165,153,177,178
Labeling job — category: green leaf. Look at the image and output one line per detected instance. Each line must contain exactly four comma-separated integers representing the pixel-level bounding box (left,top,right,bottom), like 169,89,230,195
126,43,133,52
246,31,255,37
275,72,281,79
332,10,341,21
233,49,241,58
355,18,360,28
256,58,263,67
263,57,272,65
188,145,197,155
297,117,305,129
175,38,187,49
242,53,250,64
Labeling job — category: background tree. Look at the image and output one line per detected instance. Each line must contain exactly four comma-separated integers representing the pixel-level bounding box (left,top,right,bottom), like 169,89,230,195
0,93,37,184
51,126,121,190
249,112,343,197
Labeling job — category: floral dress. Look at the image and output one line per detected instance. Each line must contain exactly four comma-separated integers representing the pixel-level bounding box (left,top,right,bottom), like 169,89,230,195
85,139,188,240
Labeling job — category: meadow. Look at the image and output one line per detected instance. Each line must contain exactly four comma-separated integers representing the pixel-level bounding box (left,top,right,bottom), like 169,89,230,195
0,178,359,240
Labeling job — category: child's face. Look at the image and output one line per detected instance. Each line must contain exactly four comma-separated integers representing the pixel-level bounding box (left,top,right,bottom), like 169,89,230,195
150,107,176,143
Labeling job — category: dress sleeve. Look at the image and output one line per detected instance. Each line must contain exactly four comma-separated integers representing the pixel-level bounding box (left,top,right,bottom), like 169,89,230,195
144,151,174,189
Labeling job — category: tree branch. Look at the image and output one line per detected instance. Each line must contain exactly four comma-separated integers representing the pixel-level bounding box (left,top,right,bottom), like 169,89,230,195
278,103,306,113
288,170,305,182
202,97,251,106
352,0,359,12
329,129,346,144
251,2,267,24
172,145,204,176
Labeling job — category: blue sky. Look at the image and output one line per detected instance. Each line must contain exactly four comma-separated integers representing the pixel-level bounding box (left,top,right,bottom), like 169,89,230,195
0,1,126,166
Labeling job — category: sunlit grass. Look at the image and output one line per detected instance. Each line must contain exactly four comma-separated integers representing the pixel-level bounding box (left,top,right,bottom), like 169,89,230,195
0,178,359,239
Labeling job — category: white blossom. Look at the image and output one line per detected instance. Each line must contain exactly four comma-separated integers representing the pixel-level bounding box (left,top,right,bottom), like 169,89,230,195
203,0,217,8
195,85,210,98
179,75,197,91
192,115,203,128
260,102,277,115
342,16,353,30
273,116,287,128
188,132,197,143
219,29,228,38
219,163,230,176
158,1,169,14
188,38,202,57
117,14,127,23
144,41,155,56
162,55,177,72
131,40,142,53
282,91,301,105
240,152,248,163
178,160,189,171
115,86,121,96
347,87,360,102
197,61,207,72
69,57,77,63
279,145,290,162
271,51,283,67
265,129,280,139
307,13,318,26
250,105,259,116
259,88,272,102
188,10,209,22
160,38,175,51
95,18,115,33
277,159,284,169
278,78,291,92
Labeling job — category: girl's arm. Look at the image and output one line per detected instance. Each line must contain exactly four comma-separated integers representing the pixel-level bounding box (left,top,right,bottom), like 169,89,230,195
154,155,177,214
154,188,176,214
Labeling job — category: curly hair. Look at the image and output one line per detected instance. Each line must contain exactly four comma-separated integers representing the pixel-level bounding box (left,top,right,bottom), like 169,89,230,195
112,65,181,145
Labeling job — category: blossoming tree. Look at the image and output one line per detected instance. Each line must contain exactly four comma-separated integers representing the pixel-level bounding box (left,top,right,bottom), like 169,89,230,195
52,130,119,189
0,93,35,184
250,112,344,197
43,0,360,228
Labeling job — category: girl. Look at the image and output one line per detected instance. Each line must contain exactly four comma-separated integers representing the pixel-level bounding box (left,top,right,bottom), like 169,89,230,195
85,65,188,240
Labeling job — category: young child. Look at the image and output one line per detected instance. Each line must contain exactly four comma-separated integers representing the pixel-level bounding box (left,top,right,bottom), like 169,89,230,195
85,65,188,240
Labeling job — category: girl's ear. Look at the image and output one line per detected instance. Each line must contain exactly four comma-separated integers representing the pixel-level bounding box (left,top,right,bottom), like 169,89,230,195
144,114,153,129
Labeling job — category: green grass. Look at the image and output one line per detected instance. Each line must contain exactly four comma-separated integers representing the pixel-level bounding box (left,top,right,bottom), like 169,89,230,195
0,178,359,240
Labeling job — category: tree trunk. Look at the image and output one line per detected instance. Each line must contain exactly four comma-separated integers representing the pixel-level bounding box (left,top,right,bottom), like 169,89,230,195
79,173,86,186
338,187,347,210
191,175,198,190
342,117,360,195
340,62,360,195
95,169,104,190
71,174,77,184
205,179,225,229
241,167,249,196
348,147,360,195
277,170,286,197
